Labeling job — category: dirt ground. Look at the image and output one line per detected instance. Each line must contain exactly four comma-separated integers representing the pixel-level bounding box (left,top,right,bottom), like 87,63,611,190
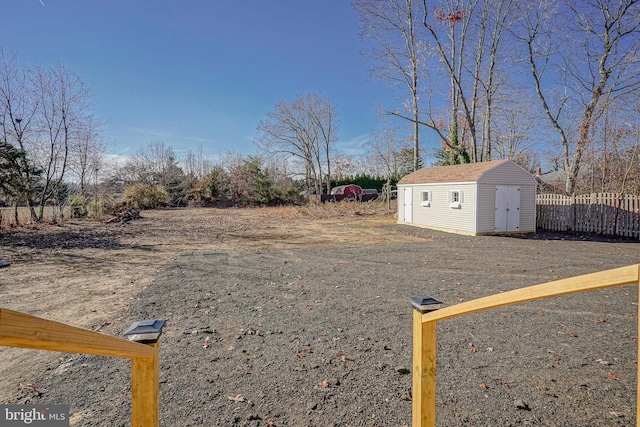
0,204,639,426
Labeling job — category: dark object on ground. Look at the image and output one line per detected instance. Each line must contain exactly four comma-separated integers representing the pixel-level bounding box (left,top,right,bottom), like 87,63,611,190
0,260,9,268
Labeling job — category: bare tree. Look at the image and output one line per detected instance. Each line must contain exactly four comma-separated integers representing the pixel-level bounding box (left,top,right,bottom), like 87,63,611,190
354,0,423,171
182,144,213,180
580,110,640,194
309,95,339,193
0,49,40,220
69,114,107,197
120,141,183,186
421,0,516,163
29,63,90,219
331,153,363,180
0,52,92,221
491,86,539,163
255,93,339,194
516,0,640,195
366,120,408,206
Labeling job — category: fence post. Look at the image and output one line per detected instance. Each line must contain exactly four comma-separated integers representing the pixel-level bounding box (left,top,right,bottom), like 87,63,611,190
131,343,160,426
124,320,166,427
410,296,442,427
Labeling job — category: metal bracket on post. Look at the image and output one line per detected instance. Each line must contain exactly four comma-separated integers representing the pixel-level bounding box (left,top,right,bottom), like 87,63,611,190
124,319,166,427
124,319,166,343
410,295,443,313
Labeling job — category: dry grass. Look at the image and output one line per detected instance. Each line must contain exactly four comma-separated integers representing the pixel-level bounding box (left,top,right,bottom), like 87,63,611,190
0,206,71,228
0,201,396,230
250,201,397,220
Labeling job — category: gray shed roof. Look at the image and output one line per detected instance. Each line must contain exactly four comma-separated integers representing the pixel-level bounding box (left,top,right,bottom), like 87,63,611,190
538,170,567,184
398,159,515,185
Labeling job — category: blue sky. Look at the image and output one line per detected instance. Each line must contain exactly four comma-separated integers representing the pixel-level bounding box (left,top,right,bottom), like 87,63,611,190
1,0,402,158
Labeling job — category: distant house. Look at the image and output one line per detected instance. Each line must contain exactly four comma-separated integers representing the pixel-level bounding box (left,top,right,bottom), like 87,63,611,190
536,168,567,194
397,159,537,235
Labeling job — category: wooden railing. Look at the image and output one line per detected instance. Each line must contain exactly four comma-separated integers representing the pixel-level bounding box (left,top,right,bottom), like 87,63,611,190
0,308,161,426
411,264,640,427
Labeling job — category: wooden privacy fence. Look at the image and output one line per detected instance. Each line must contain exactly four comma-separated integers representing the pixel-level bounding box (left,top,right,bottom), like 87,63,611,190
0,308,163,427
537,193,640,238
411,264,640,427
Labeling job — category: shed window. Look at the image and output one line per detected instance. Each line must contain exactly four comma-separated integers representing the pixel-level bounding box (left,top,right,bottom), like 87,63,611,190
420,190,432,207
448,190,464,208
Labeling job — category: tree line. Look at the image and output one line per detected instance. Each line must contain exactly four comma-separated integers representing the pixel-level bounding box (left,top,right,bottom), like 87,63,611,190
0,47,417,222
354,0,640,196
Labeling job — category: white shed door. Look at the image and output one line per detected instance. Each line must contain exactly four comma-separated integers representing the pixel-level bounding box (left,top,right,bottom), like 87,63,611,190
403,187,413,223
495,186,520,232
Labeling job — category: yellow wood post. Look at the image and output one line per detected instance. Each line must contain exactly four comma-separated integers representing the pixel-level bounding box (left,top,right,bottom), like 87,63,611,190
412,309,437,427
131,341,160,427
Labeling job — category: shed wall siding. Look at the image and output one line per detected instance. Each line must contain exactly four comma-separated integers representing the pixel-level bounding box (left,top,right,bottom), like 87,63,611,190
408,183,477,233
519,185,537,231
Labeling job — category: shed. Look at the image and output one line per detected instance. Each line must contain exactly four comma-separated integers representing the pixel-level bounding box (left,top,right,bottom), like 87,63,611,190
397,159,537,235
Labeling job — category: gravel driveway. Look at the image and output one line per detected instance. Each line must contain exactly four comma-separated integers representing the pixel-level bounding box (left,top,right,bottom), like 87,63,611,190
17,224,640,426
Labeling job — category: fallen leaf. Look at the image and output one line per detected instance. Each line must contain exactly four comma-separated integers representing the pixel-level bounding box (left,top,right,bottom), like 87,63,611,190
94,321,111,331
607,372,623,381
470,346,479,353
595,358,611,365
479,383,489,390
592,319,606,323
203,336,211,348
20,383,46,394
317,380,329,389
609,411,624,418
296,353,306,359
265,421,277,426
227,394,245,403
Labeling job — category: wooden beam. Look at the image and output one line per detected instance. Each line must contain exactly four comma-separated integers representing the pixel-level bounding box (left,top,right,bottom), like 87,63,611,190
0,308,155,359
412,310,437,427
131,342,160,427
423,264,640,323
